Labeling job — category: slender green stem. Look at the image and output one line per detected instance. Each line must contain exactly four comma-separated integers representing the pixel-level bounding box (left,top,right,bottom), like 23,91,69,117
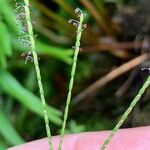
23,0,53,149
58,12,84,150
100,75,150,150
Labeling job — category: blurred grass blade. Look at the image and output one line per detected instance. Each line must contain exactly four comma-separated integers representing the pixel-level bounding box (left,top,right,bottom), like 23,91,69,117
0,109,24,145
0,22,12,56
11,37,73,64
94,0,108,17
53,0,75,17
0,70,62,125
37,41,73,64
80,0,113,36
0,0,18,34
0,144,7,150
32,0,72,31
0,46,6,69
0,22,8,68
0,139,8,150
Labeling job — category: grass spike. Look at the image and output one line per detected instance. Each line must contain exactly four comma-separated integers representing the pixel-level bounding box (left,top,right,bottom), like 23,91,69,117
100,75,150,150
23,0,53,149
58,8,85,150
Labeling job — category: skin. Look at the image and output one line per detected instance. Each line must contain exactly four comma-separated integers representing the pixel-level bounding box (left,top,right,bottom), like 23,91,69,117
8,126,150,150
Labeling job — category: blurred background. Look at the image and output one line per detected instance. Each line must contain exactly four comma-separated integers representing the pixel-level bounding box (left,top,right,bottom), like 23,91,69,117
0,0,150,149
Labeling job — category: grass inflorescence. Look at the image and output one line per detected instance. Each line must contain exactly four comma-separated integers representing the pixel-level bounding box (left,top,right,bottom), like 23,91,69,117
15,1,86,149
15,0,53,149
58,8,86,150
100,75,150,150
14,1,148,150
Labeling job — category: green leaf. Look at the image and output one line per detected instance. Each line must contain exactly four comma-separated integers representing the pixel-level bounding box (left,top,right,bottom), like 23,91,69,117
0,47,6,69
0,0,18,34
11,37,73,64
0,22,12,56
0,109,24,145
36,41,73,64
0,140,8,150
0,70,62,125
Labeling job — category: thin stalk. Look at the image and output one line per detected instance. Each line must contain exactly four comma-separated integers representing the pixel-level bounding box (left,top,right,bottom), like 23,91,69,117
58,11,85,150
23,0,53,149
100,75,150,150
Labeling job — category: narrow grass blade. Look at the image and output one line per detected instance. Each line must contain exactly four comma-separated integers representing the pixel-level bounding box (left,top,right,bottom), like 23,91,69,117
0,109,24,145
0,0,18,34
36,41,73,64
0,139,8,150
0,22,12,56
0,46,7,69
11,37,73,64
0,70,62,125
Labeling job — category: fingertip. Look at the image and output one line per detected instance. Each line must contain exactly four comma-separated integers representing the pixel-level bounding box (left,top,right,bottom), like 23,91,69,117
8,126,150,150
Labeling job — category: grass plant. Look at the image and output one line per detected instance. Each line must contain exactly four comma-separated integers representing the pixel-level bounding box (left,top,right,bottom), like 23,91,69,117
100,75,150,149
58,8,86,150
18,1,149,150
15,1,86,150
23,0,53,149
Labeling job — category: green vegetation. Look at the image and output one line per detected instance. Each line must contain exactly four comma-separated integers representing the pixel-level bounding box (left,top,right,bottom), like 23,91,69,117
100,76,150,149
0,0,149,149
58,8,85,150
